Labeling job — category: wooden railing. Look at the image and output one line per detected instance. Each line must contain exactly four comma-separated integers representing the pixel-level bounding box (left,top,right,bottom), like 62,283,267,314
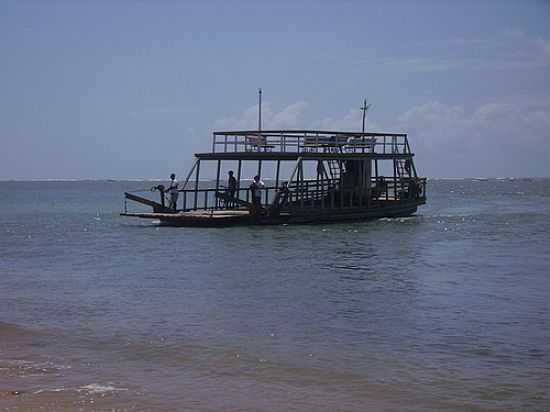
211,130,410,155
176,176,426,212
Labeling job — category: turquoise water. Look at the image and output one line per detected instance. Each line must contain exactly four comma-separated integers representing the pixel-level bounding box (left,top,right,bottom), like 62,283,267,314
1,179,549,411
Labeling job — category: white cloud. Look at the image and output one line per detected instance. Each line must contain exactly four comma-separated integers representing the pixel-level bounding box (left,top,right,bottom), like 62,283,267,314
398,99,550,145
270,101,308,129
395,99,550,176
314,108,381,132
216,101,386,134
214,98,550,176
214,101,307,130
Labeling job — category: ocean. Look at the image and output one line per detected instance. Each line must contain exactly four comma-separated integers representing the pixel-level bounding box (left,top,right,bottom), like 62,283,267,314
1,179,549,411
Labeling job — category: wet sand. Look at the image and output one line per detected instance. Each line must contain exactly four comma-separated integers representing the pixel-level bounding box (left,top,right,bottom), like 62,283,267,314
0,322,517,412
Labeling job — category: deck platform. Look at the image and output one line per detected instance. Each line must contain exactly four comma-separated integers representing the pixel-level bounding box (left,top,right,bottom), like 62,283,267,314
121,209,252,226
121,199,424,227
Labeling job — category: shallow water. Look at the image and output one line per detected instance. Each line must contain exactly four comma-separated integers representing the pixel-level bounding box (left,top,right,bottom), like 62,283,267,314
1,179,549,411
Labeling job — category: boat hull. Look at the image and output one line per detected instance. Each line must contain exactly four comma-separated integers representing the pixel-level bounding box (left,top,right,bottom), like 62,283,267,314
120,199,424,227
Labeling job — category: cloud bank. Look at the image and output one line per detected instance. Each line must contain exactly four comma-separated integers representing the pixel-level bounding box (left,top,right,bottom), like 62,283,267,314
216,98,550,177
214,101,308,130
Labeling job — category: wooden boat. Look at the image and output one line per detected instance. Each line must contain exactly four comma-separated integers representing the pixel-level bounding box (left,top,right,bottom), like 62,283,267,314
121,128,427,226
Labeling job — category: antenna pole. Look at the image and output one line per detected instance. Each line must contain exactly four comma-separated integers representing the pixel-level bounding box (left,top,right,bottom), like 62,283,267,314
258,88,262,132
360,99,371,134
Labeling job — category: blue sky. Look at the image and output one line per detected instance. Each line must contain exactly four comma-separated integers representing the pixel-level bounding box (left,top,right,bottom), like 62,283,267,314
1,0,549,179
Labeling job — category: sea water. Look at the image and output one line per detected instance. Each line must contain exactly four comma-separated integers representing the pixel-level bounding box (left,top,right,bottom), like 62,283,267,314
0,179,549,411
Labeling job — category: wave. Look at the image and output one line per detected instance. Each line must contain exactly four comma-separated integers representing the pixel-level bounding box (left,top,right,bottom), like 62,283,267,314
0,321,32,337
79,383,128,394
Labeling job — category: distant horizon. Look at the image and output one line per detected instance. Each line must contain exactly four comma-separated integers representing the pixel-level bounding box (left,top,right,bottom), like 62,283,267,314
1,175,548,182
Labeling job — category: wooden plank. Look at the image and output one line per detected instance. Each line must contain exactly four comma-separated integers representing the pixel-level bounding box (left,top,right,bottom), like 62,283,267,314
124,192,165,212
195,152,414,161
213,129,407,138
181,159,198,190
215,159,221,208
194,160,200,210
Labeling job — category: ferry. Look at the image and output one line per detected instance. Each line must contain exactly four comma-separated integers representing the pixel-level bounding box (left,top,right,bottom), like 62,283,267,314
121,101,426,226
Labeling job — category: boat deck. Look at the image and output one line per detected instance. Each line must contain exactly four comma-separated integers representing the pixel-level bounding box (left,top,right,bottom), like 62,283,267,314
122,209,250,219
121,209,252,226
121,198,424,227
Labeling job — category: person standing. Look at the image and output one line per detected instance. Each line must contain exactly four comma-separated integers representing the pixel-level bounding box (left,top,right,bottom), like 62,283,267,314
227,170,237,198
167,173,179,211
250,175,264,208
225,170,238,208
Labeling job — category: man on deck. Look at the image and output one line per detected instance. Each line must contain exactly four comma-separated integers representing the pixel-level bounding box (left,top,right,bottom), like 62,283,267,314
225,170,238,208
227,171,237,198
167,173,179,211
250,175,264,208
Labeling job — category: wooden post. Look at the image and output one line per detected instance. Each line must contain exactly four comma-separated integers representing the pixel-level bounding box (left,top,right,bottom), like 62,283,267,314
194,160,201,210
393,159,397,200
316,160,320,200
365,159,370,208
358,160,363,208
288,157,303,185
236,159,242,199
275,159,280,189
215,159,221,209
405,137,418,178
340,160,344,208
159,188,165,210
181,159,199,190
299,161,304,209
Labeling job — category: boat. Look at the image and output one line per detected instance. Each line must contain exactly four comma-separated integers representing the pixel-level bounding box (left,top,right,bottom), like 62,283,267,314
121,127,427,226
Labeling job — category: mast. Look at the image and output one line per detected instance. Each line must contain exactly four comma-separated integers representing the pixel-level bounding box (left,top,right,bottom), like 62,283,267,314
258,88,262,133
256,88,263,155
360,99,371,134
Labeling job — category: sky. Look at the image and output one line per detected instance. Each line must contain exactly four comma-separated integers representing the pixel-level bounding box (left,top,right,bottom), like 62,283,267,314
1,0,549,179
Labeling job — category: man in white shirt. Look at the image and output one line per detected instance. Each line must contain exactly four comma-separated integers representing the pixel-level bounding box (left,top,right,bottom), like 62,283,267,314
167,173,179,211
250,175,264,208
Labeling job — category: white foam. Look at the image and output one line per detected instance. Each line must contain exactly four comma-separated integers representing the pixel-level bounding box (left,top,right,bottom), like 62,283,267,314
34,388,67,394
79,383,128,394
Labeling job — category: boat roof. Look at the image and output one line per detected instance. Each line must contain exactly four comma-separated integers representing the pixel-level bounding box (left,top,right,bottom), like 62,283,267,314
213,129,407,137
196,151,414,161
204,129,413,160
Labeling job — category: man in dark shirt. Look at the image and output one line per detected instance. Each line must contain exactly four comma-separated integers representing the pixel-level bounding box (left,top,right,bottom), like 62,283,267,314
225,170,237,208
227,170,237,198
